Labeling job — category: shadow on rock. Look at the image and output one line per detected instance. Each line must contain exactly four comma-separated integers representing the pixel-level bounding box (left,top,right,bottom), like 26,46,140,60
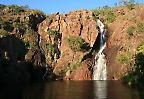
0,35,47,84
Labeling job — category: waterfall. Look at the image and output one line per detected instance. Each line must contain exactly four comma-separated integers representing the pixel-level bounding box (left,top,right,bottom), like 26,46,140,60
43,64,48,80
93,19,107,80
38,35,49,80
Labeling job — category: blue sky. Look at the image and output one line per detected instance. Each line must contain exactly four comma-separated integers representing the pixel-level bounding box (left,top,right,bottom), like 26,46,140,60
0,0,144,14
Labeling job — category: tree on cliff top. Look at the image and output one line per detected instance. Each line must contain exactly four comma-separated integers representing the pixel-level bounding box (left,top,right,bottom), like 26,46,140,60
119,0,135,5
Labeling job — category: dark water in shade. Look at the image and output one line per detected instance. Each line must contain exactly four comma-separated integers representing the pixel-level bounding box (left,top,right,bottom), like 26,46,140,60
0,81,144,99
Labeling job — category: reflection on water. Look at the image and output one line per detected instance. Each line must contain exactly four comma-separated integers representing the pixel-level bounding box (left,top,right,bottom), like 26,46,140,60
0,81,144,99
94,81,107,99
0,84,23,99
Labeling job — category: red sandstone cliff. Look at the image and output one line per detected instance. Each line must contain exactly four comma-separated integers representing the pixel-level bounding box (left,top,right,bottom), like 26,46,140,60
1,4,144,82
38,10,98,80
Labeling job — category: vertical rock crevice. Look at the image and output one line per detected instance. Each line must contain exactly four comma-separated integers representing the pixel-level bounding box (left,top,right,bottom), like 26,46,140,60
38,10,99,80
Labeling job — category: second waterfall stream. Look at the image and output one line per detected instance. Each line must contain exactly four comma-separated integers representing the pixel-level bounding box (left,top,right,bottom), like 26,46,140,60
93,19,107,80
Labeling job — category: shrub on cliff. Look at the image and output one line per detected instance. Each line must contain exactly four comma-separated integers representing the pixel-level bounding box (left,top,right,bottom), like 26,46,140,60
126,3,135,10
125,0,135,10
105,12,116,23
0,4,6,10
14,21,28,37
119,0,135,10
117,52,132,64
46,43,55,62
3,21,14,32
65,57,83,72
46,16,53,24
65,36,90,52
122,42,144,87
29,9,45,15
101,6,116,23
46,43,55,54
127,23,144,36
9,5,28,14
137,42,144,53
92,6,116,23
0,29,9,37
92,9,100,21
24,29,39,51
127,26,136,36
47,29,57,36
137,22,144,33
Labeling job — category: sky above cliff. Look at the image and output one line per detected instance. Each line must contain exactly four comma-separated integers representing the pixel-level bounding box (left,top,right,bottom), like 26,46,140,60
0,0,144,14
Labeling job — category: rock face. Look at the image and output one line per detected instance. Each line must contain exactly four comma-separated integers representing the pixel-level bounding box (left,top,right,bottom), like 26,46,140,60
38,10,98,80
104,5,144,80
69,60,93,80
1,4,144,82
0,5,47,83
0,5,99,82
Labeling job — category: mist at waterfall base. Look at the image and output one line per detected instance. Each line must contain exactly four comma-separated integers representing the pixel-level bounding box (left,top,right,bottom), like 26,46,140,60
0,81,143,99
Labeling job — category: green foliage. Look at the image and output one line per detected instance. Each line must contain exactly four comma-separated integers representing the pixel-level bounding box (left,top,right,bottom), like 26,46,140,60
3,21,14,32
105,12,116,23
122,42,144,87
69,60,81,71
14,22,25,36
46,29,61,62
100,6,111,16
8,5,29,15
126,3,135,10
122,53,144,87
0,4,6,10
81,42,91,51
126,23,144,36
119,0,135,5
46,43,54,54
65,36,90,52
137,42,144,53
26,29,36,35
0,29,9,37
30,9,45,16
120,0,135,10
137,22,144,33
117,52,132,64
92,6,116,23
8,5,28,10
24,29,38,51
65,56,83,72
23,41,30,49
65,36,83,52
47,29,57,36
92,9,100,21
127,26,136,36
46,43,55,62
46,16,52,24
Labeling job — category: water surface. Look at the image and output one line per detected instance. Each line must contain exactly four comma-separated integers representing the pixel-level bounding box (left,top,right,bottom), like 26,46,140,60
0,81,144,99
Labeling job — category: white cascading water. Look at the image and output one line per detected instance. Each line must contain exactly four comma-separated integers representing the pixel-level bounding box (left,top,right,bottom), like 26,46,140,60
93,19,107,80
43,64,48,80
38,35,49,80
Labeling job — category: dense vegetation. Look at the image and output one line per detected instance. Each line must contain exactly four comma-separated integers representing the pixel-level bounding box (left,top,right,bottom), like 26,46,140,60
0,4,47,83
0,4,46,59
122,42,144,88
0,3,144,86
92,6,116,23
65,36,90,52
127,22,144,36
46,29,61,63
